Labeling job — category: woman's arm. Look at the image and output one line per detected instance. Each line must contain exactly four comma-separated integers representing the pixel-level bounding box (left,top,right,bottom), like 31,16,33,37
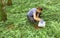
37,14,39,18
33,13,41,22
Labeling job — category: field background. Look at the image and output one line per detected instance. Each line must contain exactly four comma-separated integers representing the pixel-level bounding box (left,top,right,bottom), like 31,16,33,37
0,0,60,38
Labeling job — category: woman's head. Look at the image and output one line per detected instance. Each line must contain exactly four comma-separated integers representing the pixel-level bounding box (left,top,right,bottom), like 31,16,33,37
36,7,43,13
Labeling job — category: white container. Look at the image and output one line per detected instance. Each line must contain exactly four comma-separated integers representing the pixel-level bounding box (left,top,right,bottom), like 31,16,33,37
38,20,46,27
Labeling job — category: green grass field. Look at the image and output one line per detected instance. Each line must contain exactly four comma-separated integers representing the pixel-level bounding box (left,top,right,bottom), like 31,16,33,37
0,0,60,38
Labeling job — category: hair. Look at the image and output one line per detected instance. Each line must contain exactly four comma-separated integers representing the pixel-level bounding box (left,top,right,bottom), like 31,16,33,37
37,7,43,11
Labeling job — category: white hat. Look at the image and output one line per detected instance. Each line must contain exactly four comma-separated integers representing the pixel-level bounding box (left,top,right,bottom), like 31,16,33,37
38,20,46,27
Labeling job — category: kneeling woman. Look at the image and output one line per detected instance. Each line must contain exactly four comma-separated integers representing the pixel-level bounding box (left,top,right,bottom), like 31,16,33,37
27,7,43,29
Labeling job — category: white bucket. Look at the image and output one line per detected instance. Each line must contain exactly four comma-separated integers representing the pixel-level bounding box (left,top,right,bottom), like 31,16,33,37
38,20,46,27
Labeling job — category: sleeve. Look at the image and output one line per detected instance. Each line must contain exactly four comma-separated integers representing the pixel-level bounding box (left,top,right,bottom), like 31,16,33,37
33,9,36,13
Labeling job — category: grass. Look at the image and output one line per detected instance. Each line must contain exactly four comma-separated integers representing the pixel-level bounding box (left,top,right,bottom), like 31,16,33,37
0,0,60,38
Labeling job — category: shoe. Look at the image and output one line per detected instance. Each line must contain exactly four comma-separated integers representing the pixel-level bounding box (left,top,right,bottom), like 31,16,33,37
35,25,39,29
